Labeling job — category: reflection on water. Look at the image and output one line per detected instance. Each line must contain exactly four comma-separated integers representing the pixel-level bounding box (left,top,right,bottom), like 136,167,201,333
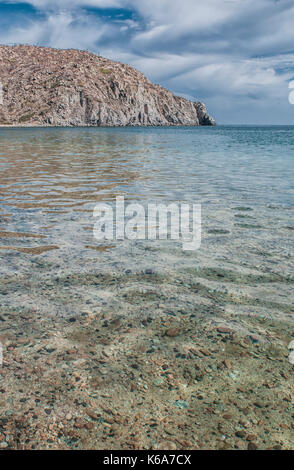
0,126,293,266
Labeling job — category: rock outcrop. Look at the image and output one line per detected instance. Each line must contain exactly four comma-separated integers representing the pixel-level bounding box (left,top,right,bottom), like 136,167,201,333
0,45,215,127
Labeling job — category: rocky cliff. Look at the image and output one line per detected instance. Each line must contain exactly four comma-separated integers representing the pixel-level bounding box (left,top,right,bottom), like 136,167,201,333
0,45,215,127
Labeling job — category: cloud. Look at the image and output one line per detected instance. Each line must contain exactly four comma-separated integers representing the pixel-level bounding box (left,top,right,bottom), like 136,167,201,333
1,0,294,123
0,10,113,50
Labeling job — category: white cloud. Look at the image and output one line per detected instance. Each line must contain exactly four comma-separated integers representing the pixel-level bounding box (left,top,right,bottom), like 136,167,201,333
0,4,116,49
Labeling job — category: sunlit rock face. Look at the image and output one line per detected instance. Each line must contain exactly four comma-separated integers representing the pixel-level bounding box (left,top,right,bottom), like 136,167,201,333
0,45,215,127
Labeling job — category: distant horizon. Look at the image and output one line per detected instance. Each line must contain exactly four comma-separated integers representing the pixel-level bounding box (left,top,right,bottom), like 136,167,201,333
1,1,294,125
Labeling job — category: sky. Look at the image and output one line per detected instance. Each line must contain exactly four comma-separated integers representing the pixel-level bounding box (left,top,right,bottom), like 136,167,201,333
1,0,294,124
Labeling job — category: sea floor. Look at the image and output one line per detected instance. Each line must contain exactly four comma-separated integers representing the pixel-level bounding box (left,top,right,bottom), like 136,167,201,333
0,217,293,450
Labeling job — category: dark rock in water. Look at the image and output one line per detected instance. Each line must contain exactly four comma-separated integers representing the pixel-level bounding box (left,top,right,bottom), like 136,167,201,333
0,45,215,127
145,269,154,275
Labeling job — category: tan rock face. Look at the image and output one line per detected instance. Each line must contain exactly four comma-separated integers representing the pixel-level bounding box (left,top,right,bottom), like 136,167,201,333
0,45,215,127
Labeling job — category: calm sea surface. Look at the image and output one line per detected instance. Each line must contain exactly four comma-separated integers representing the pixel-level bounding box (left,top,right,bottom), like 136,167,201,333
0,125,293,270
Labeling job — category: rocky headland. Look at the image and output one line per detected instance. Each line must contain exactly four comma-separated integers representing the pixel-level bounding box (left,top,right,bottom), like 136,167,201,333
0,45,215,127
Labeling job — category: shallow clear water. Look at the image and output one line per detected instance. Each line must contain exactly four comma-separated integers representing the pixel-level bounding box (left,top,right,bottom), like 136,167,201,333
0,124,293,298
0,126,293,450
0,124,293,315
